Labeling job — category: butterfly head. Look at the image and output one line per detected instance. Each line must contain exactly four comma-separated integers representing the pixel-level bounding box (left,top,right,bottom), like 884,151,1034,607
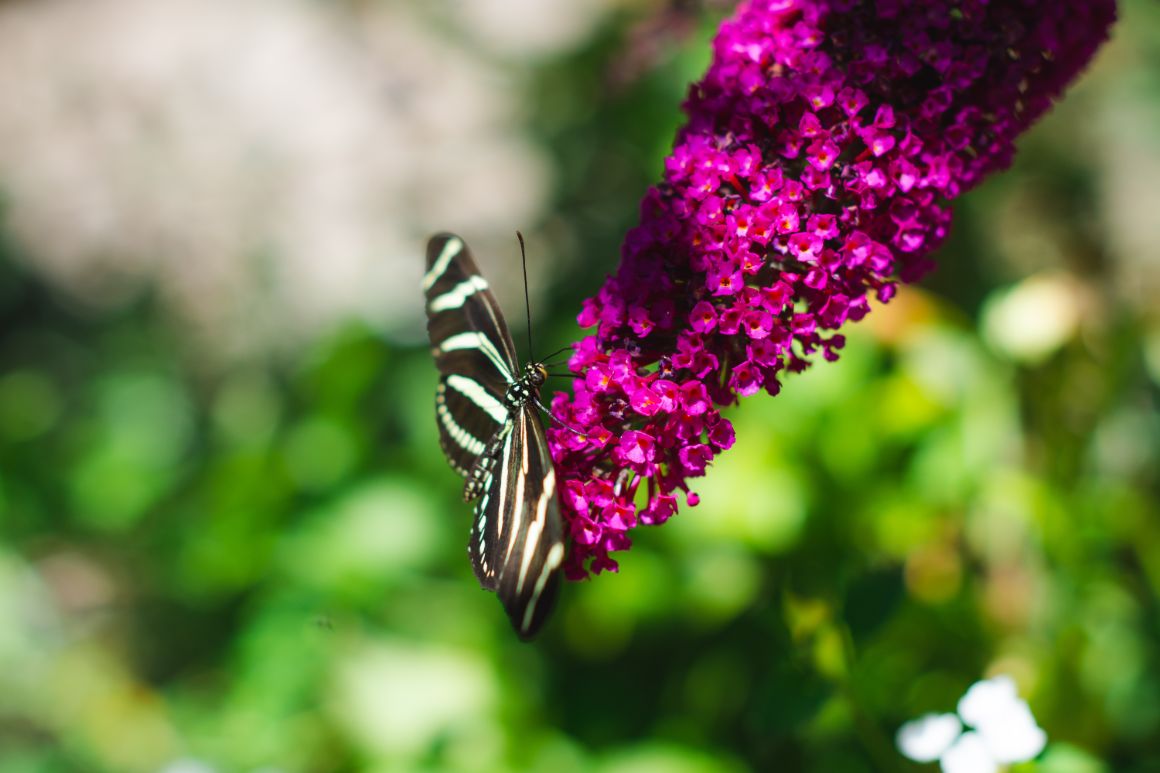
527,362,548,388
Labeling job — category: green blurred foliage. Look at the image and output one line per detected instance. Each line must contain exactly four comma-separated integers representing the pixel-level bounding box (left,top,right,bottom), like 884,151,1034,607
1,1,1159,772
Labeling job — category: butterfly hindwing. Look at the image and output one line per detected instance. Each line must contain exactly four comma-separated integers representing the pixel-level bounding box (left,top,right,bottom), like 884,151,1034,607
471,404,564,639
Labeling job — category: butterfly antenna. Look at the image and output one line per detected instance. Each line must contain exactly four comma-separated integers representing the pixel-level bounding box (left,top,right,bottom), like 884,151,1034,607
541,344,574,363
518,231,534,361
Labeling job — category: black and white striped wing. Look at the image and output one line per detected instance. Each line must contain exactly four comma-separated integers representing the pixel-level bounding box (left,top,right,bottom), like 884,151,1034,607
424,233,519,475
472,404,565,640
422,232,565,640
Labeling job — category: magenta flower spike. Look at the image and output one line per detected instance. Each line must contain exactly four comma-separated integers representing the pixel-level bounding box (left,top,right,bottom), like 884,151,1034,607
551,0,1116,579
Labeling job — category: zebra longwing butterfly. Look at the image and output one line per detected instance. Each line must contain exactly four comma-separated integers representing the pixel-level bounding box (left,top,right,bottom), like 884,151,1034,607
423,233,565,640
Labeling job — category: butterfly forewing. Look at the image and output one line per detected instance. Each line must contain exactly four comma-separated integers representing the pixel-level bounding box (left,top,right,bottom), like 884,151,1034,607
425,234,519,380
425,235,518,475
423,232,565,640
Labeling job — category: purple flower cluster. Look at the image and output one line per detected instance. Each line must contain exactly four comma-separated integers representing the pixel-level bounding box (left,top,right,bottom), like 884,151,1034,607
550,0,1115,579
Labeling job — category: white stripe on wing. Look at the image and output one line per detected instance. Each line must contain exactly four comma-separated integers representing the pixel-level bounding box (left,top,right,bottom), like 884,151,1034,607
422,236,463,291
438,332,515,385
445,374,508,425
428,275,490,312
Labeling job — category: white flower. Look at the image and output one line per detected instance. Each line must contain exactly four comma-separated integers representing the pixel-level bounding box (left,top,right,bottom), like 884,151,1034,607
974,700,1047,763
896,713,962,762
957,675,1020,727
897,675,1048,772
940,732,998,773
958,676,1048,764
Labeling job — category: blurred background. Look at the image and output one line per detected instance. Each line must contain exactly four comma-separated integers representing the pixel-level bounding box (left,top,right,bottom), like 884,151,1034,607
0,0,1157,771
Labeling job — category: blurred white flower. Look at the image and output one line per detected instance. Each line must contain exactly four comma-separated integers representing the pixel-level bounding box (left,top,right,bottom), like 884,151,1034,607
898,675,1047,772
0,0,558,357
979,704,1047,764
940,732,998,773
957,675,1021,727
896,713,962,763
957,675,1048,764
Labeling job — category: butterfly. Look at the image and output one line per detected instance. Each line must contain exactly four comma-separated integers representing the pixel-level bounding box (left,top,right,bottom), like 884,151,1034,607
423,232,565,640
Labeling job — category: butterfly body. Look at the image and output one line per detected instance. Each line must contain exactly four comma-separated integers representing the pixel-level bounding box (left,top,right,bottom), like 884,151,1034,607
423,233,564,640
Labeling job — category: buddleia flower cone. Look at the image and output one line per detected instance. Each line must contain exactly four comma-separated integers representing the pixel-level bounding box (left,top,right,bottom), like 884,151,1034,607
549,0,1117,579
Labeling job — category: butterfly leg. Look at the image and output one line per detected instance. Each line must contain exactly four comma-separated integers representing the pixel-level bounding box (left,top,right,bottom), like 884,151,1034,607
464,425,508,502
532,396,587,437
